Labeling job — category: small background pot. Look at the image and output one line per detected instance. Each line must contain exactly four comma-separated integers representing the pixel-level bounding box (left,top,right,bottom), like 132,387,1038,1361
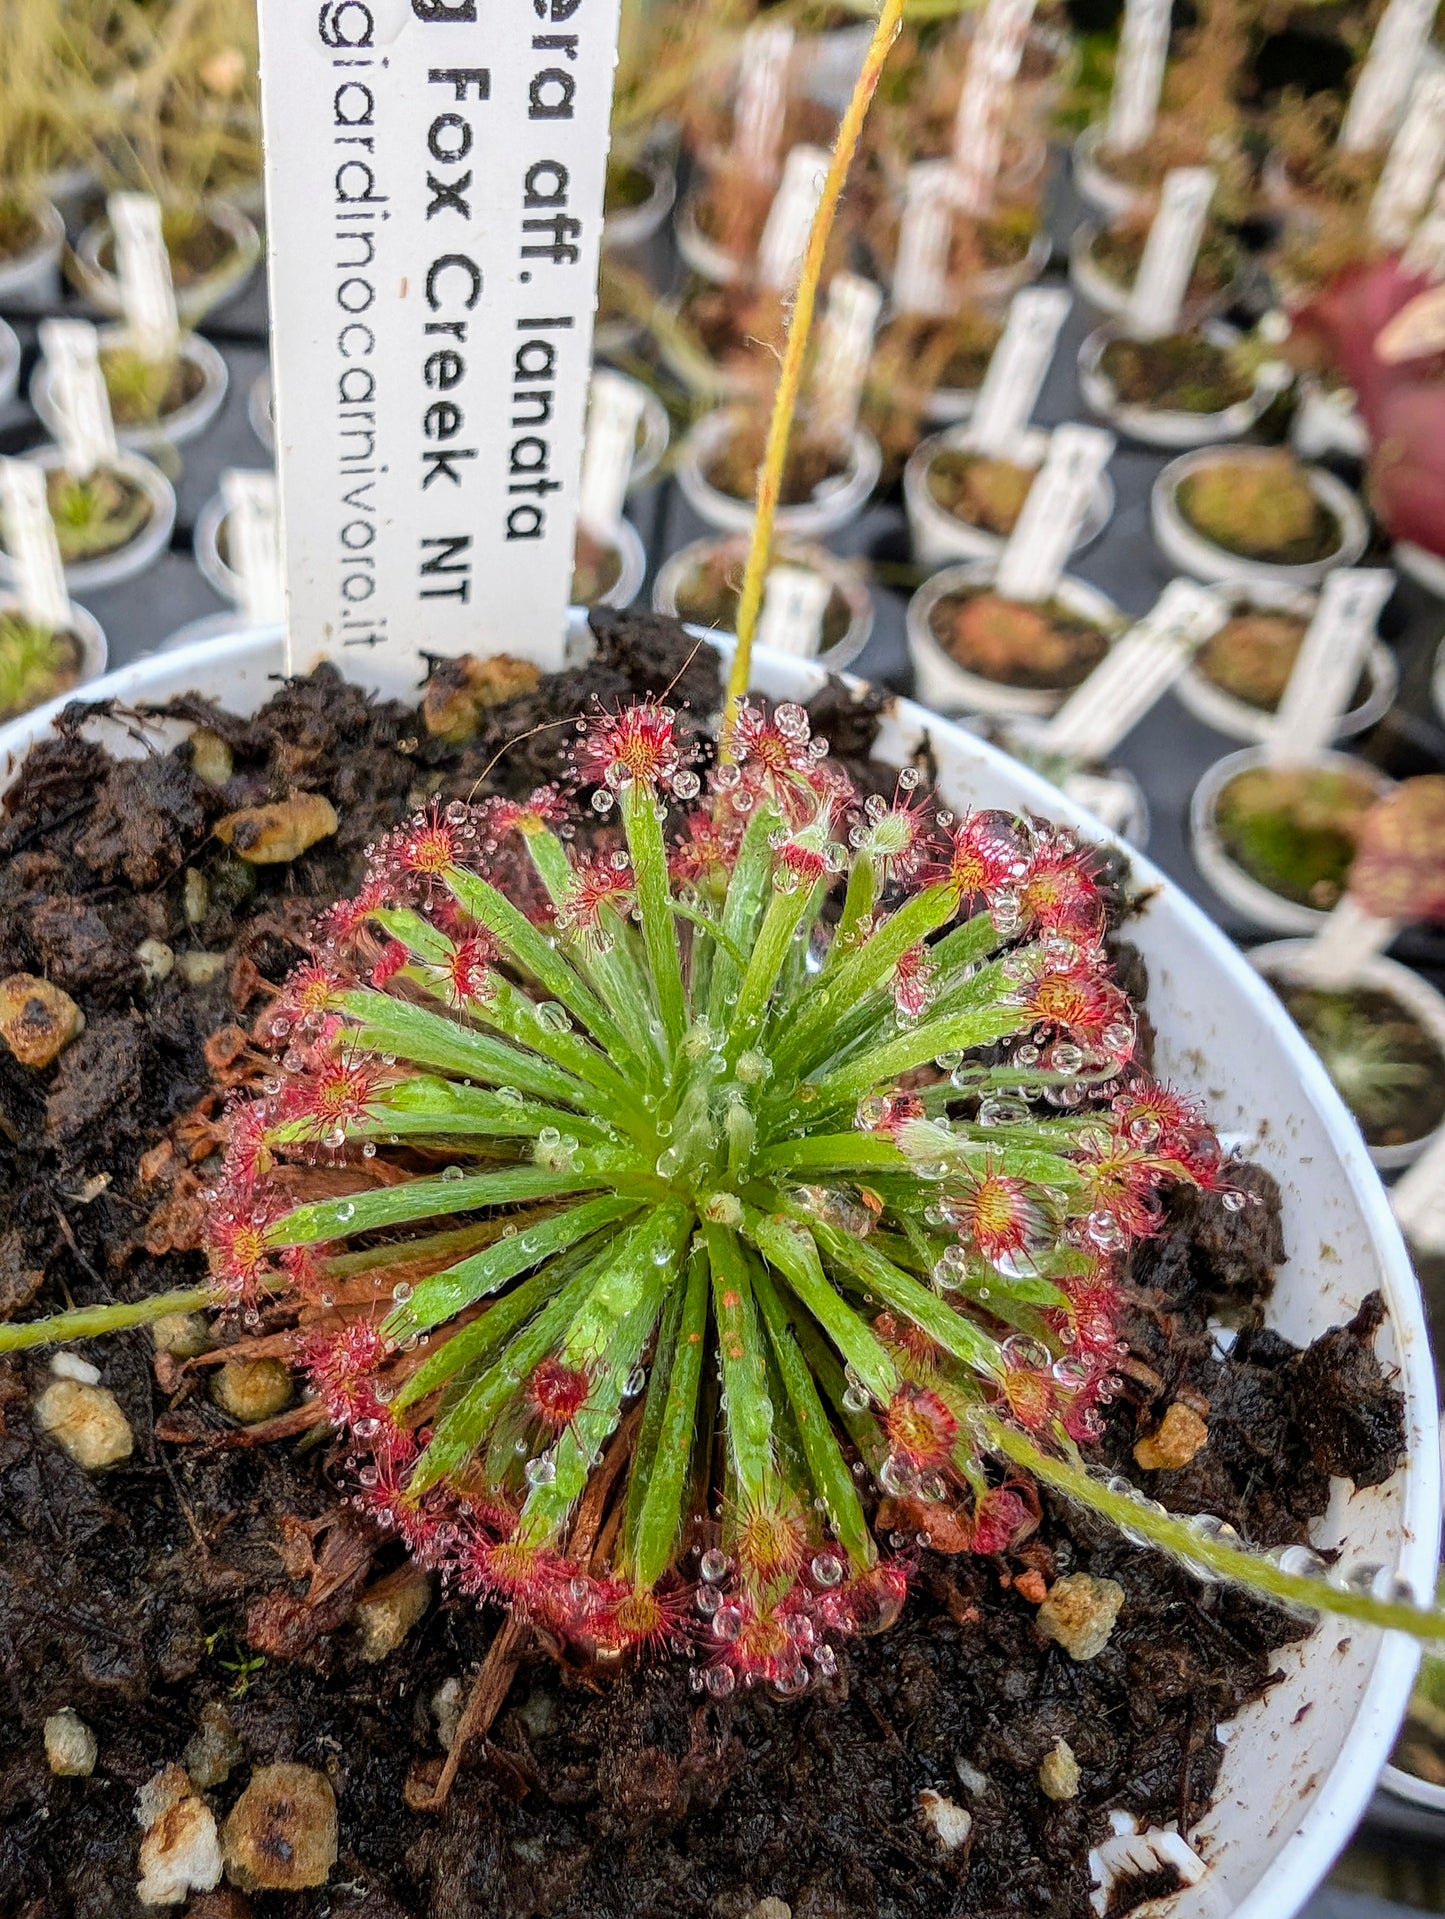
0,320,19,413
676,407,882,538
904,424,1115,568
0,196,65,308
0,591,107,717
248,370,274,454
1070,123,1155,223
1249,940,1445,1171
194,491,240,603
31,326,229,452
0,623,1433,1919
655,297,771,404
603,147,677,254
675,186,749,287
578,517,647,612
906,557,1125,719
625,381,671,492
72,199,261,325
953,224,1052,312
1078,321,1288,450
653,533,874,672
1152,447,1369,588
1189,743,1394,935
1174,580,1397,744
1068,220,1236,329
0,444,176,595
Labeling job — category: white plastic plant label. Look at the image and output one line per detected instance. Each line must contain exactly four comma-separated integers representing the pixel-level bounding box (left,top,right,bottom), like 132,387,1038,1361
1106,0,1172,155
1041,577,1225,759
1369,73,1445,249
1125,167,1215,338
893,161,956,317
1340,0,1440,152
578,369,644,537
0,458,72,631
1265,568,1395,765
759,145,830,293
733,23,795,182
968,286,1071,456
994,423,1114,603
951,0,1038,217
222,469,286,630
756,564,832,658
1292,894,1399,988
109,192,181,360
1391,1126,1445,1252
256,0,624,677
810,273,883,443
38,320,118,480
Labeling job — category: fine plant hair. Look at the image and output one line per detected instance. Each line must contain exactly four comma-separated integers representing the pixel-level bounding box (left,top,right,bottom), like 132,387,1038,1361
0,0,124,195
3,0,1444,1677
101,0,262,209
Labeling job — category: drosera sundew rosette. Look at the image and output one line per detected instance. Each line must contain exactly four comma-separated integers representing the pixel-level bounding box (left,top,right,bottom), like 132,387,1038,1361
182,699,1233,1686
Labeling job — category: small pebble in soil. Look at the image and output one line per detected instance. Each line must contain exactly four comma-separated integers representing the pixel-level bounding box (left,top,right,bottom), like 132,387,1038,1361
215,793,339,865
153,1312,213,1358
136,1764,223,1907
954,1755,990,1795
918,1789,974,1851
432,1677,463,1752
355,1571,432,1663
183,1703,244,1791
1038,1738,1080,1801
34,1375,134,1469
211,1358,293,1424
136,938,176,986
0,973,85,1067
183,868,209,926
189,729,233,786
51,1351,101,1384
1035,1572,1125,1661
221,1763,338,1891
1134,1400,1210,1471
44,1707,98,1776
178,952,229,987
749,1900,792,1919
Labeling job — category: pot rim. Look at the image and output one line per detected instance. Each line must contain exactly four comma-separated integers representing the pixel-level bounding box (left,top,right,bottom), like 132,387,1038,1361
72,197,262,324
603,146,678,254
1069,218,1239,329
1152,446,1371,588
0,590,107,718
0,443,177,593
0,193,65,301
1071,122,1156,224
1077,320,1288,451
1248,939,1445,1171
652,532,874,671
247,370,275,454
903,423,1116,567
676,406,882,537
1189,743,1395,935
30,324,230,452
0,317,19,410
0,624,1433,1919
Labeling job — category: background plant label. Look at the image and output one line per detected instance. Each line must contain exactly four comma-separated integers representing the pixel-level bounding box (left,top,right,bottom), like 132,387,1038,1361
1107,0,1172,155
257,0,624,680
759,145,830,292
951,0,1038,216
109,193,181,359
1340,0,1440,152
733,23,794,181
994,423,1114,602
893,161,956,316
38,320,118,479
968,286,1071,456
221,469,286,631
1392,1126,1445,1252
1125,167,1215,338
578,368,644,536
757,564,833,658
1369,73,1445,248
810,273,883,442
1266,568,1395,765
0,459,72,632
1041,578,1225,759
1293,894,1399,989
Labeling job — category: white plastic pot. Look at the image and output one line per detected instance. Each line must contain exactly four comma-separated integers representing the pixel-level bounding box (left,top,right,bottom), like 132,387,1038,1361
958,224,1052,311
624,380,671,492
1397,540,1445,604
677,408,882,538
0,319,19,413
1152,448,1370,588
0,621,1431,1919
72,199,261,326
31,326,229,452
674,186,750,288
0,592,107,718
1069,220,1237,329
576,517,647,611
1078,323,1289,451
603,147,677,253
0,445,177,595
1070,123,1156,223
0,195,65,308
655,295,772,404
1249,940,1445,1173
653,533,874,672
1189,744,1394,935
904,425,1115,568
248,370,275,454
1175,580,1397,745
907,558,1125,719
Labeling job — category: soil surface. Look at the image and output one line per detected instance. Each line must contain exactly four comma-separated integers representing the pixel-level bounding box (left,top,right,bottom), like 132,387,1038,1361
0,610,1406,1919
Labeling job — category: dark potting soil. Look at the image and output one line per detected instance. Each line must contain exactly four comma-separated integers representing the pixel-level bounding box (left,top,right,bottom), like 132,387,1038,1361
0,610,1406,1919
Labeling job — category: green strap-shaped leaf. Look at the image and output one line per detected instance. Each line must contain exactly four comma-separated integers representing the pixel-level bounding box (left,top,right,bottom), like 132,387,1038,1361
810,1217,1006,1382
707,806,779,1029
271,1076,607,1150
808,999,1028,1113
626,1238,709,1587
744,1208,901,1404
621,779,687,1051
750,1133,911,1179
704,1221,774,1509
789,1307,889,1477
751,1257,876,1573
383,1194,640,1341
335,989,587,1107
727,877,816,1062
267,1165,619,1249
